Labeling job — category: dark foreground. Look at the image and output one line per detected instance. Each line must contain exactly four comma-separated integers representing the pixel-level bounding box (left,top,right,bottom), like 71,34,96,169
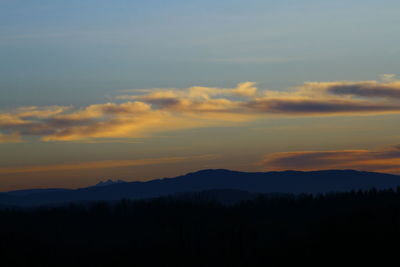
1,188,400,267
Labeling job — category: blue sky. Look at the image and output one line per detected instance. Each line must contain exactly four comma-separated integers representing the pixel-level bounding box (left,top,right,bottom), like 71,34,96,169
1,0,400,190
1,0,399,107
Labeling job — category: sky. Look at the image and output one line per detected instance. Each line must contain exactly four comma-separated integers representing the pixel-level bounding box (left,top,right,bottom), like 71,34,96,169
1,0,400,190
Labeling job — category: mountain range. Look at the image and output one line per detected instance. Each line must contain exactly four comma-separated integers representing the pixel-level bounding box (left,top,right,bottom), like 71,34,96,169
1,169,400,206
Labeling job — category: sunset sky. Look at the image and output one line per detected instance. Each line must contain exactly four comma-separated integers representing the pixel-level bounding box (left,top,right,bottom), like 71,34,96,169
1,0,400,190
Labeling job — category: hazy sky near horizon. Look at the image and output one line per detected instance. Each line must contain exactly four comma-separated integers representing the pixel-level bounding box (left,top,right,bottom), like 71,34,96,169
1,0,400,190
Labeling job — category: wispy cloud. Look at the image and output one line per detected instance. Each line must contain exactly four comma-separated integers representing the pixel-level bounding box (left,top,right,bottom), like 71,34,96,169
256,145,400,174
0,155,214,174
246,98,400,115
0,132,22,143
1,75,400,142
300,79,400,99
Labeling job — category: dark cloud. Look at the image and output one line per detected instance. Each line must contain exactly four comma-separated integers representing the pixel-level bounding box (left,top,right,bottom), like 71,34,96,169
257,146,400,174
328,83,400,99
246,99,400,114
2,79,400,142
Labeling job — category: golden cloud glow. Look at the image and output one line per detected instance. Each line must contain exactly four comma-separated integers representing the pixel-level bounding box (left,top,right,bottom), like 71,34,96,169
0,155,213,174
1,75,400,142
0,132,22,143
16,106,70,118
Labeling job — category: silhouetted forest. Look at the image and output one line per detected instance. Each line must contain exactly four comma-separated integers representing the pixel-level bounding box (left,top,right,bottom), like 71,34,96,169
1,188,400,266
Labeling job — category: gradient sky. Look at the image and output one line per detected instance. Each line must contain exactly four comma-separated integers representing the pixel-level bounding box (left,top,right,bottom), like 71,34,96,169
1,0,400,190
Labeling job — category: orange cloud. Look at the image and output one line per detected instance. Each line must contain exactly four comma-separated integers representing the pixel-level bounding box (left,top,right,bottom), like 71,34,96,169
120,82,258,101
257,145,400,174
0,155,213,174
16,106,70,118
1,76,400,142
0,132,22,143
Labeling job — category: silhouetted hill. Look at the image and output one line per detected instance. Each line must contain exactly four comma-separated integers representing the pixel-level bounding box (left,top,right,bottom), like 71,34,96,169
1,169,400,206
6,188,71,196
92,179,126,187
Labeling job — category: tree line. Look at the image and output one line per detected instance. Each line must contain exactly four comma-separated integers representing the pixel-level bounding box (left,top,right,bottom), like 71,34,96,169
1,188,400,266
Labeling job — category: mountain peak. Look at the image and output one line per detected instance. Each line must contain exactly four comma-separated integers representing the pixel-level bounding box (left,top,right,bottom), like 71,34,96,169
94,179,126,187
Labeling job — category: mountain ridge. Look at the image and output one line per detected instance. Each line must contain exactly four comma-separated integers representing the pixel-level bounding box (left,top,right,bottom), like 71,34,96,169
1,169,400,206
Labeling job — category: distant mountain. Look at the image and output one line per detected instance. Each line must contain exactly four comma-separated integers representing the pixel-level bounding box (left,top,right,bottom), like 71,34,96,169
93,179,126,187
1,169,400,206
6,188,71,197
